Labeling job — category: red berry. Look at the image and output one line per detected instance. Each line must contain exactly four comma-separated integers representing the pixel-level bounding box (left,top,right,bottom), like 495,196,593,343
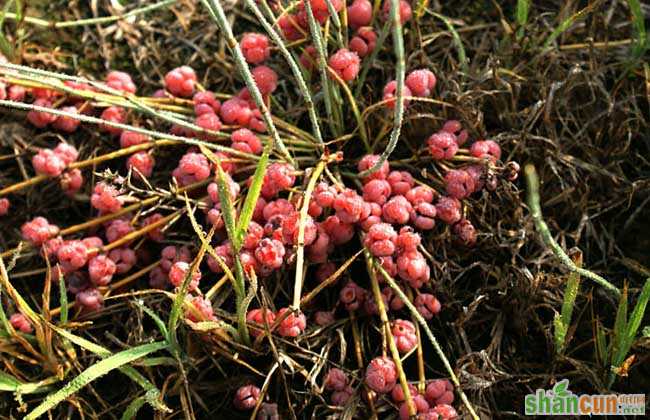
424,379,454,406
347,0,373,28
333,188,365,223
470,140,501,162
391,383,418,403
76,288,104,311
21,217,60,246
405,69,436,97
411,202,437,230
246,308,276,337
382,195,413,224
105,71,136,94
185,295,215,322
233,384,261,410
321,215,355,245
142,213,165,242
313,182,337,207
88,254,116,286
396,250,429,288
100,106,126,136
329,48,361,82
91,182,123,213
105,218,134,243
82,237,104,256
405,186,435,205
164,66,197,97
387,171,414,195
349,26,377,58
364,223,397,257
241,33,271,64
442,120,462,134
27,98,57,128
307,227,332,263
376,255,398,278
331,385,354,406
168,261,200,291
57,240,89,273
383,80,412,109
255,238,285,269
220,97,253,126
120,131,150,148
195,112,222,136
363,179,392,205
340,281,366,311
399,394,430,420
193,91,221,115
435,197,461,225
396,226,421,252
32,149,66,177
324,368,348,391
127,151,155,178
53,142,79,165
174,152,211,186
278,14,304,41
108,247,137,274
206,243,234,273
392,319,417,353
453,219,477,246
415,293,441,319
52,106,81,133
8,85,26,102
231,128,263,155
260,163,296,198
314,310,335,326
10,313,33,333
0,198,9,216
281,212,317,246
365,356,397,393
427,131,458,160
382,0,412,24
445,169,475,199
358,154,390,183
298,0,343,25
263,198,295,221
277,307,307,337
433,404,458,419
252,65,279,95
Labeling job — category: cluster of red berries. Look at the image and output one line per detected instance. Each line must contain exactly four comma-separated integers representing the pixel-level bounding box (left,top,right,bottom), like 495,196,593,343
31,142,83,196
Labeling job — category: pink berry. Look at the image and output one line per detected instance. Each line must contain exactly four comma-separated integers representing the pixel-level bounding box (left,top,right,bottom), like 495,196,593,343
88,254,116,286
306,227,332,263
358,154,390,183
278,14,304,41
255,238,285,269
185,295,215,322
314,310,335,326
242,221,264,250
233,384,261,410
364,223,397,257
433,404,458,419
168,261,200,291
406,186,435,205
206,243,234,273
340,281,366,311
82,236,104,255
10,313,33,333
91,182,123,213
263,198,295,221
376,255,398,278
387,171,414,195
174,152,211,185
105,71,136,94
399,394,430,420
470,140,501,162
383,80,412,109
220,97,253,126
127,151,155,178
193,91,221,115
100,106,126,136
313,182,336,207
329,48,361,82
391,383,418,403
392,319,417,353
395,226,421,252
363,179,392,205
241,33,271,64
52,106,81,133
427,131,458,160
299,45,318,71
53,142,79,165
453,219,477,246
141,213,165,242
240,249,260,275
261,163,296,199
333,188,365,223
435,197,461,225
195,112,222,136
0,198,9,216
27,98,57,128
331,385,354,406
382,0,412,24
32,149,66,177
349,26,377,58
445,169,475,199
277,307,307,337
425,379,454,406
120,131,150,148
382,195,413,224
415,293,441,319
365,356,397,393
164,66,197,97
231,128,263,155
8,85,26,101
251,65,278,95
396,250,429,288
108,247,137,274
76,288,104,311
21,217,60,246
412,202,437,230
57,240,89,273
321,215,355,245
405,69,436,97
281,212,317,246
105,219,134,243
347,0,373,28
246,308,276,337
324,368,348,391
442,120,462,134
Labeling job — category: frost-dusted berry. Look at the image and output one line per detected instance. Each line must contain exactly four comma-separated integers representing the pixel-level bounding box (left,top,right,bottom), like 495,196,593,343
82,236,104,257
415,293,441,319
52,106,81,133
340,281,366,311
120,131,150,149
277,307,307,337
442,120,462,134
325,368,348,391
411,202,436,230
251,65,278,95
106,71,136,94
8,85,26,102
168,261,201,291
427,131,458,160
212,151,237,174
141,213,165,242
242,221,264,250
278,14,304,41
240,249,260,275
313,182,336,207
299,45,318,71
432,404,458,419
399,394,430,420
382,0,412,24
100,106,126,136
21,217,60,246
0,198,9,216
91,182,122,213
391,383,418,403
27,98,57,128
363,179,392,205
405,69,436,97
314,310,335,326
233,384,261,410
206,243,234,273
281,212,317,246
382,195,413,224
406,186,434,205
376,255,398,278
358,154,390,183
396,250,429,288
387,171,414,196
307,227,332,263
364,223,397,257
52,142,79,165
174,152,211,185
195,111,222,135
263,198,295,221
32,149,66,177
464,165,485,191
88,254,116,286
383,80,412,110
321,215,355,245
445,169,475,199
255,238,285,269
365,356,397,393
425,379,454,406
186,295,215,322
297,0,343,25
193,91,221,115
10,313,33,334
470,140,501,162
108,247,137,274
261,163,296,198
392,319,417,353
453,219,477,246
347,0,373,28
231,128,263,155
241,33,271,64
396,226,421,252
331,385,354,406
246,308,276,337
333,188,365,223
435,197,461,225
164,66,197,97
127,151,155,178
329,48,361,82
349,26,377,58
105,219,134,243
76,288,103,311
57,240,89,273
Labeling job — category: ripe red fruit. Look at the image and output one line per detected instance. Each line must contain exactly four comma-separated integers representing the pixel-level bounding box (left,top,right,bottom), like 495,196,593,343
399,394,430,420
233,384,261,410
164,66,197,97
442,120,462,134
387,171,415,196
281,212,317,246
21,217,60,246
57,240,89,273
411,202,437,230
120,131,150,149
396,226,421,252
365,356,397,393
321,215,355,245
168,261,200,291
382,0,412,24
306,227,332,262
347,0,373,29
108,247,137,274
32,149,66,177
324,368,349,391
435,196,461,225
298,0,343,25
105,71,136,94
299,45,318,71
278,14,304,41
445,169,475,199
383,80,412,109
358,154,390,183
405,185,435,205
277,307,307,337
432,404,459,419
261,163,296,198
313,182,337,207
392,319,418,353
185,295,215,322
142,213,165,242
263,198,295,221
453,219,477,246
174,152,211,186
52,106,81,133
252,65,278,95
206,243,234,273
88,254,116,286
220,97,253,126
364,223,398,257
8,85,26,102
246,308,276,337
340,281,367,311
405,69,436,97
428,131,459,160
349,26,377,58
333,188,366,223
91,182,123,213
100,106,126,136
328,48,361,82
382,195,413,224
193,91,221,115
10,313,33,333
425,379,454,406
415,293,441,319
255,238,286,269
331,385,354,406
127,151,155,178
105,219,134,244
396,250,430,288
391,383,418,403
195,112,222,136
241,33,271,64
0,198,9,216
27,98,57,128
470,140,501,162
363,179,392,204
53,142,79,165
231,128,263,155
76,288,104,311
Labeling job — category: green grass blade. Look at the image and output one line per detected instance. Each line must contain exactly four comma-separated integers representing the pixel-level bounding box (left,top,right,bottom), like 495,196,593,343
0,371,55,394
0,1,15,59
627,0,647,56
133,300,169,340
430,12,468,74
555,268,581,354
594,319,607,366
611,285,628,365
58,269,68,324
543,3,598,49
25,341,168,420
0,371,22,391
516,0,530,40
235,150,269,250
121,395,147,420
